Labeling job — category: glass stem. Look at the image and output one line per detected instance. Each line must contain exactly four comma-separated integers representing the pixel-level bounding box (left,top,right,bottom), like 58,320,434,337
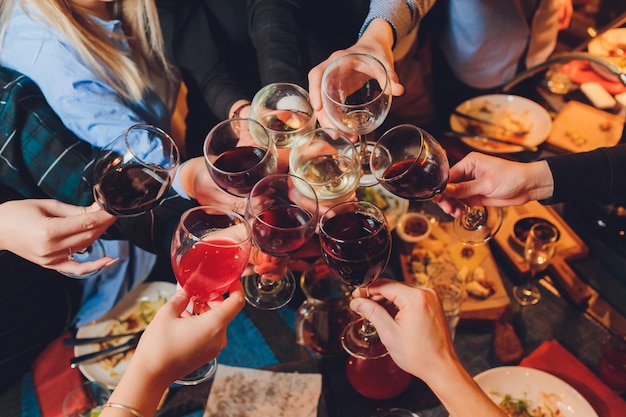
447,196,486,231
192,298,209,315
257,275,280,292
359,134,370,170
359,318,378,339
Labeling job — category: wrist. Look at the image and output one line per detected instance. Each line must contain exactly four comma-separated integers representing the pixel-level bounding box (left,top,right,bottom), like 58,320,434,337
360,18,395,50
528,160,554,201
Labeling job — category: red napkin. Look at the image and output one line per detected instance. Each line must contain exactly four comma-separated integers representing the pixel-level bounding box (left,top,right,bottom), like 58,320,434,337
560,60,626,95
520,339,626,417
31,331,84,417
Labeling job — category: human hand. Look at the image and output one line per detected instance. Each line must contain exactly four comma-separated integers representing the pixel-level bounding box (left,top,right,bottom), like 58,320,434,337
434,152,554,217
0,200,117,275
308,19,403,130
556,0,573,30
349,279,457,379
130,282,245,386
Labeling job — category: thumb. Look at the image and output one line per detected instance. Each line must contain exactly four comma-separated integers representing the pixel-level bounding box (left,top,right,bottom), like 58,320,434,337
349,298,397,340
163,289,192,318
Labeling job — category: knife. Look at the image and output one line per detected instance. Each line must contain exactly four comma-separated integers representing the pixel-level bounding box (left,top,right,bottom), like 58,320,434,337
443,130,539,152
451,110,530,136
70,330,144,368
64,330,143,346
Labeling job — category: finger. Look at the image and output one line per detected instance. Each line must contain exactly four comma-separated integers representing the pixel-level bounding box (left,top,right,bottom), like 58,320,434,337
55,257,118,276
349,297,399,341
206,283,245,324
162,289,193,317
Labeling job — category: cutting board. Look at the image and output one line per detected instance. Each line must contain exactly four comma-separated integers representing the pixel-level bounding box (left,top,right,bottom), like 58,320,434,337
398,221,510,321
492,201,593,306
546,100,624,153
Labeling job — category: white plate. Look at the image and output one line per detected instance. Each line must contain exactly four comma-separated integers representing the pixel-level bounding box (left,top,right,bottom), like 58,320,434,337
450,94,552,154
75,281,177,389
474,366,598,417
587,28,626,81
356,184,409,231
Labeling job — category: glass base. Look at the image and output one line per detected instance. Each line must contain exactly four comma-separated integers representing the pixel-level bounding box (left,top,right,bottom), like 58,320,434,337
453,206,503,246
513,284,541,306
62,240,107,279
241,269,296,310
341,317,388,359
174,359,217,385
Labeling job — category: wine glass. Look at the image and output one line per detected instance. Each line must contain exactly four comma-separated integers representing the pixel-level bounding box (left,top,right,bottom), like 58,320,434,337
65,124,179,278
289,127,361,206
92,124,180,216
243,174,319,310
250,82,317,148
318,201,391,359
170,206,252,384
203,118,278,198
370,124,503,245
321,53,392,187
513,221,559,306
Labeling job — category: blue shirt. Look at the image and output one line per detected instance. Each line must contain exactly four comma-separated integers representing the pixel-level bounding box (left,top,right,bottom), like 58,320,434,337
0,4,172,326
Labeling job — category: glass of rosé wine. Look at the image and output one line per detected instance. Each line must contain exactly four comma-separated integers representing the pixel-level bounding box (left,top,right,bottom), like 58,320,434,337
370,124,503,245
170,206,252,384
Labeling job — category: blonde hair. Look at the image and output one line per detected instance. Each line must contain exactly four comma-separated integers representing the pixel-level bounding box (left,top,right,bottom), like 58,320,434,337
0,0,178,106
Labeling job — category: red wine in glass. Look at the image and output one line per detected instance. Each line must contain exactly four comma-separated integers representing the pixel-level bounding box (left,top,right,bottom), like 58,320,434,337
211,146,273,197
319,211,391,287
93,163,171,216
252,204,314,256
380,158,448,201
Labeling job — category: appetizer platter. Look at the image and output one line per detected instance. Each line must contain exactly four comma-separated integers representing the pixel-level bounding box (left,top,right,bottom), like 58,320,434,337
398,218,510,320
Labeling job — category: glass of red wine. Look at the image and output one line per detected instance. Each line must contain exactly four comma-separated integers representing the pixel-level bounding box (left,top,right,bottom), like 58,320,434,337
370,124,503,245
321,53,392,187
318,201,391,359
203,118,278,199
250,83,317,149
92,124,180,216
170,206,252,384
243,174,319,310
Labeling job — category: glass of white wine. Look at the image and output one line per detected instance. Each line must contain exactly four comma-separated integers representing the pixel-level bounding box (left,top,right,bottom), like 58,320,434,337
289,127,360,206
513,221,559,306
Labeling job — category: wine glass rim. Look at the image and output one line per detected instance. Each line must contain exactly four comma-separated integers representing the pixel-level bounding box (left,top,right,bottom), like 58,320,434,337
251,82,316,135
203,118,276,175
180,205,252,246
122,123,180,171
319,200,388,243
247,173,319,230
321,53,391,108
373,124,426,183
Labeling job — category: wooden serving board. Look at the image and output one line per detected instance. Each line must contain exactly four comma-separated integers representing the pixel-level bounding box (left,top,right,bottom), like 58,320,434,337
492,201,593,306
398,221,510,321
546,100,624,153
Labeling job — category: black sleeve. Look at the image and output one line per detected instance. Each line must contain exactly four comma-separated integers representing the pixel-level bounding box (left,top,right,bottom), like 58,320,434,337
157,0,249,120
541,125,626,205
247,0,308,88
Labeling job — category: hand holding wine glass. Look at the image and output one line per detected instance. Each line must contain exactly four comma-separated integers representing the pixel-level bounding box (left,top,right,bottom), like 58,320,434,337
170,206,252,384
370,125,503,245
243,174,319,310
513,221,559,306
321,53,392,187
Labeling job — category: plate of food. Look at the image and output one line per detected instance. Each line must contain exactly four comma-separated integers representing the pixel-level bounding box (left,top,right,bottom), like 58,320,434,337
587,28,626,81
450,94,552,153
356,184,409,231
475,366,598,416
399,220,510,319
74,281,176,389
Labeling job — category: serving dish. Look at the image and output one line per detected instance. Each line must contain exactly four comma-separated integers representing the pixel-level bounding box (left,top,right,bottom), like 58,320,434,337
450,94,552,154
474,366,598,416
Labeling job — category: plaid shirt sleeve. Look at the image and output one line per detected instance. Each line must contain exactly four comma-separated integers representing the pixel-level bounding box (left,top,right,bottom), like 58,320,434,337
0,66,196,255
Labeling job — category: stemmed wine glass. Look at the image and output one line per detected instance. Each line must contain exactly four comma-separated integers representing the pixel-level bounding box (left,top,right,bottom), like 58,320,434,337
170,206,252,384
66,124,180,278
321,53,392,187
318,201,391,359
513,221,559,306
370,124,503,245
250,82,317,149
289,127,361,206
243,174,319,310
203,118,278,199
